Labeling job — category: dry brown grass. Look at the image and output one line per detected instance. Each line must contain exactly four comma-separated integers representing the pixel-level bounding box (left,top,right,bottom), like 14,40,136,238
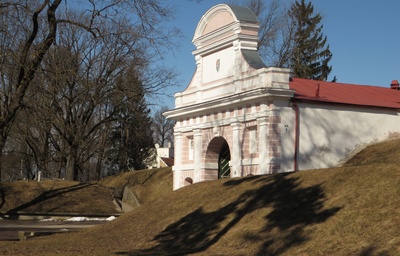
0,180,119,216
1,140,400,255
99,167,173,205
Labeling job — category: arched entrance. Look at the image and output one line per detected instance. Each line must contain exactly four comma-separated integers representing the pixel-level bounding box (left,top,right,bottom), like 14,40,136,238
205,137,231,179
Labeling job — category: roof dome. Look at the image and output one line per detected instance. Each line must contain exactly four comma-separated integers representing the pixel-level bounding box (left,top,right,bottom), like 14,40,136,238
192,4,260,56
193,4,258,41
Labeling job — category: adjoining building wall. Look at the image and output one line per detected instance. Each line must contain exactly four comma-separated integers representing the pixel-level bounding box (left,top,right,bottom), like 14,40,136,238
295,103,400,170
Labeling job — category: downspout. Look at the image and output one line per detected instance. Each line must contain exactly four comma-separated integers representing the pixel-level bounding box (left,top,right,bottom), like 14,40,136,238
291,102,299,171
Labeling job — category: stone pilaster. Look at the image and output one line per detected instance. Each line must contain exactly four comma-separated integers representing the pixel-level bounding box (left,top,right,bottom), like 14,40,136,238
173,132,183,190
193,129,202,182
231,122,242,177
257,117,268,174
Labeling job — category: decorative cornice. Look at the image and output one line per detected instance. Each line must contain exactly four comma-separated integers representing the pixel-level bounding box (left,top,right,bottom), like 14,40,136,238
192,21,259,56
165,87,293,121
172,109,282,133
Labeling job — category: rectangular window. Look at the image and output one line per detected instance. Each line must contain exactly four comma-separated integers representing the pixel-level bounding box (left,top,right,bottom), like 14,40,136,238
188,137,194,160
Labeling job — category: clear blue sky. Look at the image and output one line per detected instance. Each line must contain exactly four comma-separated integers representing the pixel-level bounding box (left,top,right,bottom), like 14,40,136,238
162,0,400,109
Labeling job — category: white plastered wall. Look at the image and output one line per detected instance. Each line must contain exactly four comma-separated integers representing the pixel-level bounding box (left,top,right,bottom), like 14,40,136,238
296,103,400,170
203,48,235,84
275,99,296,173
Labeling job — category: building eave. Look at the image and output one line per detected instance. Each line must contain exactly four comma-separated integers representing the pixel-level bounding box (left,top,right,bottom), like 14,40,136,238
164,87,294,120
291,97,400,111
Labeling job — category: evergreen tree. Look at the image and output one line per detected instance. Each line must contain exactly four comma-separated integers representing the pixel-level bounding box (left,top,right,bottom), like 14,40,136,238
106,69,155,174
289,0,332,80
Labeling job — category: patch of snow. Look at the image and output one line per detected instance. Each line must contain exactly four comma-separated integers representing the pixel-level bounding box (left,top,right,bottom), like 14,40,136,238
106,216,117,221
67,217,89,222
39,216,118,222
66,216,117,222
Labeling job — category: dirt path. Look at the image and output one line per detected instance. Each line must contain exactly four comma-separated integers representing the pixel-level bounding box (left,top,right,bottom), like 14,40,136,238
0,220,105,241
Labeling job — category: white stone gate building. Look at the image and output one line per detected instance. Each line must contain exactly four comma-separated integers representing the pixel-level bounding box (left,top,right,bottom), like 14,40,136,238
164,4,400,190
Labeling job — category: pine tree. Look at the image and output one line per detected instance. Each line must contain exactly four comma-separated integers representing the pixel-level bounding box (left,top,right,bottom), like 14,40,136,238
289,0,332,81
106,69,155,174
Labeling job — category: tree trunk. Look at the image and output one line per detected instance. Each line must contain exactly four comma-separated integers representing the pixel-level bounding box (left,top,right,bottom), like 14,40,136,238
0,152,3,182
66,152,78,181
0,133,7,182
96,154,104,181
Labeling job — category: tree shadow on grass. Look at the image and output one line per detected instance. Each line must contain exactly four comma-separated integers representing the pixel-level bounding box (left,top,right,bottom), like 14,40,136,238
238,174,341,255
117,173,341,255
356,244,390,256
0,183,91,219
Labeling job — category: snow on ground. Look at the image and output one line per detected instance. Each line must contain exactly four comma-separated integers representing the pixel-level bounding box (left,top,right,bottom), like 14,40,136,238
66,216,117,222
40,216,117,222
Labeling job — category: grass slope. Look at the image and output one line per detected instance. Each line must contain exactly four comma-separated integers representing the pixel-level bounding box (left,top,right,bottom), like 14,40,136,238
0,167,172,217
1,140,400,255
0,181,119,216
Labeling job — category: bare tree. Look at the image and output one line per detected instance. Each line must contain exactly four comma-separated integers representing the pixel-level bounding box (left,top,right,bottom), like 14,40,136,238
0,1,62,181
41,17,167,180
152,106,175,148
231,0,294,67
0,0,180,181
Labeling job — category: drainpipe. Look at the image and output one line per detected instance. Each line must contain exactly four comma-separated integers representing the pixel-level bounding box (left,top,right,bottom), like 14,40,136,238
291,102,299,171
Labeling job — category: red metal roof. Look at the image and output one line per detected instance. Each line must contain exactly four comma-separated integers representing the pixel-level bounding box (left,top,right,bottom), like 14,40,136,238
289,78,400,109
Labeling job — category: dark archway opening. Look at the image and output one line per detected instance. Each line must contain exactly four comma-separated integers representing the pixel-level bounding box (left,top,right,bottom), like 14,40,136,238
218,141,231,179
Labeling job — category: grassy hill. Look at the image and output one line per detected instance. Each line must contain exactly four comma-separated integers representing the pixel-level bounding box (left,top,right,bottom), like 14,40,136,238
1,139,400,255
0,180,120,216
